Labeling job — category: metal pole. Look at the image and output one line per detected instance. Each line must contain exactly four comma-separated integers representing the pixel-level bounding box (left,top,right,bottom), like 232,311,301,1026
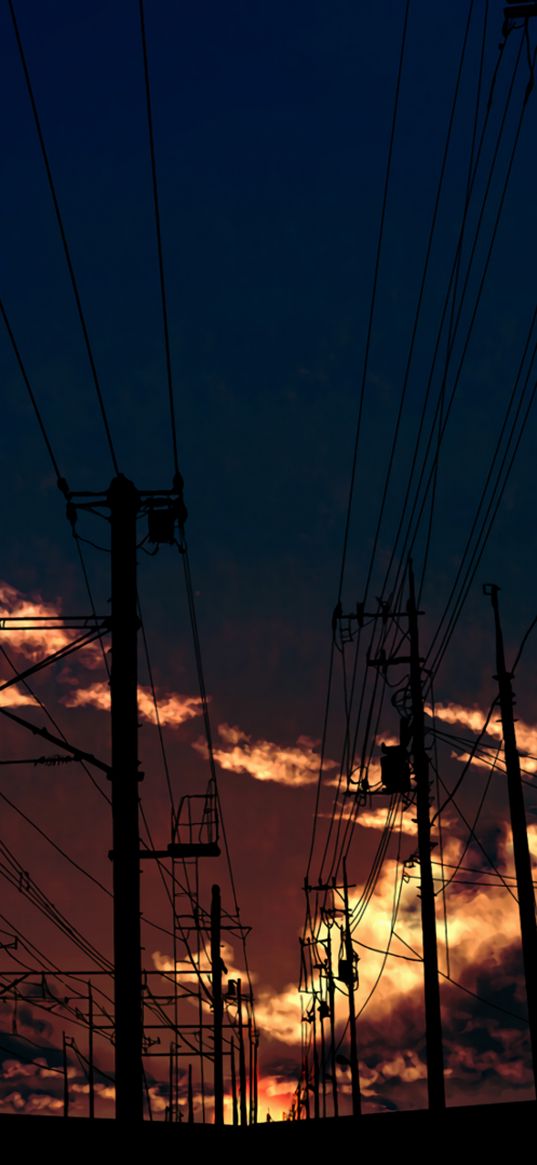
62,1031,69,1118
188,1063,194,1123
253,1027,259,1124
88,981,95,1120
248,1015,254,1125
211,884,224,1125
326,927,339,1118
108,474,144,1121
342,858,361,1116
237,978,248,1126
408,560,445,1110
312,994,320,1120
487,584,537,1089
168,1044,173,1121
319,997,326,1119
230,1039,238,1126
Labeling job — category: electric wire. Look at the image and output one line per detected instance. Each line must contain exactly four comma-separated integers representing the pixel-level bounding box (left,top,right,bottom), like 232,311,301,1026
7,0,119,474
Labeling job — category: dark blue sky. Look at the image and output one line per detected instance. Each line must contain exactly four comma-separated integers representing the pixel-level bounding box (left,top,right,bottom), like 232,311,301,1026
1,0,537,1115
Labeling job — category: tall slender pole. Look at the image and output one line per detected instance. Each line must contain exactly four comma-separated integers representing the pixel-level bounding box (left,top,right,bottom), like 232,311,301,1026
211,883,224,1126
109,474,144,1121
312,994,320,1120
248,1015,254,1125
188,1063,194,1123
326,927,339,1118
237,978,248,1126
408,561,445,1110
171,850,179,1121
342,858,361,1116
319,998,327,1119
168,1044,174,1122
230,1039,238,1126
487,584,537,1089
88,981,95,1120
62,1032,69,1118
253,1027,259,1124
304,1050,310,1120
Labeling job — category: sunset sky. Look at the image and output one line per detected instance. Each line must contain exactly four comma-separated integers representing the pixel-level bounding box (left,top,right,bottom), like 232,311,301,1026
1,0,537,1120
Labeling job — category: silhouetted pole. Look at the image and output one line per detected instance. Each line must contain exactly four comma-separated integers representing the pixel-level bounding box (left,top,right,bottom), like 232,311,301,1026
237,978,248,1126
325,927,339,1118
408,561,445,1110
62,1032,69,1118
248,1016,254,1125
88,982,95,1119
312,993,320,1120
188,1064,194,1123
109,474,144,1121
343,858,361,1116
168,1044,174,1122
253,1027,259,1123
486,583,537,1090
319,997,327,1118
211,883,224,1126
304,1051,310,1119
230,1039,238,1125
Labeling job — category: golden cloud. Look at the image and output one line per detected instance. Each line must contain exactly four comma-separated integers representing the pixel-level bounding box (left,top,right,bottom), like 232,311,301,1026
0,581,102,667
196,723,338,787
432,701,537,772
62,680,204,727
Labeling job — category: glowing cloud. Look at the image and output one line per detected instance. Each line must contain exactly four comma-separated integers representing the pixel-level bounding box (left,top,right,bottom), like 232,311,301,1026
62,680,204,727
196,723,338,787
432,701,537,772
0,581,101,667
0,681,38,708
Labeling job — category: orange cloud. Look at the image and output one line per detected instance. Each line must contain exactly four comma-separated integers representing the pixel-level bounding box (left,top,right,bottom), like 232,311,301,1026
0,681,38,708
196,724,338,787
62,680,204,727
0,581,102,667
432,702,537,772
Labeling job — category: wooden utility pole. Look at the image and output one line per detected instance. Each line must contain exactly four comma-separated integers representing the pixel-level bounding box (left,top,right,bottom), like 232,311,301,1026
211,883,224,1125
486,584,537,1090
109,474,144,1121
342,858,361,1116
408,561,445,1110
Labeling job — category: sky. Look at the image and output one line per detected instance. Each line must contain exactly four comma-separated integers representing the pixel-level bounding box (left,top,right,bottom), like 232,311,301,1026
1,0,537,1121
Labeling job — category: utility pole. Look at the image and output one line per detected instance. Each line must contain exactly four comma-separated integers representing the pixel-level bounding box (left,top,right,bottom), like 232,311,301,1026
252,1026,259,1123
408,561,445,1110
325,926,339,1118
62,1031,69,1118
311,992,320,1120
342,858,361,1117
237,978,248,1126
211,883,224,1126
485,584,537,1090
230,1039,238,1125
109,474,144,1122
88,981,95,1120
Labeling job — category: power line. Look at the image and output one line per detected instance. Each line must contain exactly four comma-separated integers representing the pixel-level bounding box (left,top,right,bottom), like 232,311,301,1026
138,0,180,481
7,0,119,474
